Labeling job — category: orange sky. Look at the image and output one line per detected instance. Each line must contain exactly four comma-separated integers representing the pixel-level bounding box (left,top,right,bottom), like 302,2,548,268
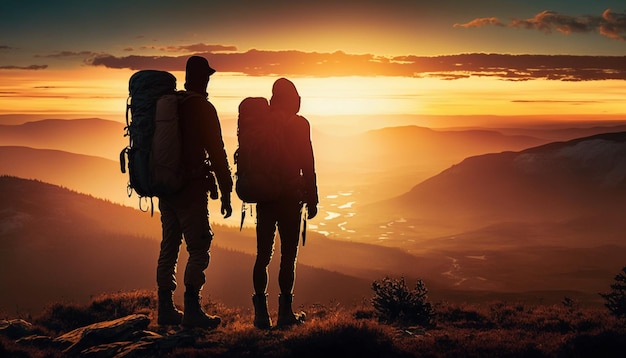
1,66,624,134
1,2,625,131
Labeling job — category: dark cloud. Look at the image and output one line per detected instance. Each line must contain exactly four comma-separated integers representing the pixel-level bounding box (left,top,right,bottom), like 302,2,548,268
509,10,595,34
397,53,626,81
455,8,626,41
86,50,626,81
0,45,13,50
143,43,237,53
86,50,387,76
86,54,186,71
601,9,626,40
0,65,48,70
453,17,504,28
36,51,96,58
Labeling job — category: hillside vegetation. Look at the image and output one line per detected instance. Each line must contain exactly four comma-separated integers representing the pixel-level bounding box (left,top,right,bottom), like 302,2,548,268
1,288,625,357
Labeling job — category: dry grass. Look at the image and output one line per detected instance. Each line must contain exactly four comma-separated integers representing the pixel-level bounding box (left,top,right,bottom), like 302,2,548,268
2,290,626,357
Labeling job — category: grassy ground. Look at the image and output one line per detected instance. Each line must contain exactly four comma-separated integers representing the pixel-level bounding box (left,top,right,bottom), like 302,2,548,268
1,290,625,357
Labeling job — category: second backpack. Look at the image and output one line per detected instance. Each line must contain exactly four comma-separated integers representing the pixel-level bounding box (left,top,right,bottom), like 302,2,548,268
234,97,285,203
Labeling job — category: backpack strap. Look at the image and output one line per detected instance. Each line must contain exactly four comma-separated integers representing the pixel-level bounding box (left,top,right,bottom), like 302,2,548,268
301,205,307,247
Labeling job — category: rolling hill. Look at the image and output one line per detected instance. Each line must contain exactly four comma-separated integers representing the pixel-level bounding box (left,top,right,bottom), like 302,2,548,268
3,117,626,207
0,118,127,161
0,176,428,314
367,131,626,232
0,146,134,207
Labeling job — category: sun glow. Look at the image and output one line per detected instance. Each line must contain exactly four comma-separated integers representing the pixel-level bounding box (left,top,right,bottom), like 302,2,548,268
295,76,425,116
0,67,134,119
1,68,624,130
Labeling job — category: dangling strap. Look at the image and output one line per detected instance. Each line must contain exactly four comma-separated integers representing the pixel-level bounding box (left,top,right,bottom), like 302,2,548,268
119,147,127,174
125,96,131,127
138,196,155,217
239,202,247,231
138,196,148,213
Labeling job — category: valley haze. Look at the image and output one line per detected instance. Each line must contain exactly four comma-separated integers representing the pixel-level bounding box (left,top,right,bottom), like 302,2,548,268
1,114,625,315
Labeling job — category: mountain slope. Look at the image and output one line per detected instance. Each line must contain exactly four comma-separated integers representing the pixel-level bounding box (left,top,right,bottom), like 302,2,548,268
0,118,127,160
0,177,376,313
0,146,132,206
344,133,626,300
366,131,626,230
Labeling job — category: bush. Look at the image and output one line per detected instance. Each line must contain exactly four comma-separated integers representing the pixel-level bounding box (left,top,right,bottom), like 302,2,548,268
371,276,435,327
600,266,626,318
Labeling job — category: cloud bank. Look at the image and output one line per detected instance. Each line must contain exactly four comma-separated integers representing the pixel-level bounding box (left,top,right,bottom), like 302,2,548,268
84,49,626,81
455,8,626,41
0,65,48,70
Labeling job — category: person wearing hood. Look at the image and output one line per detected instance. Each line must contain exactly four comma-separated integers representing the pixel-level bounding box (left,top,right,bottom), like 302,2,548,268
156,56,233,329
251,78,319,329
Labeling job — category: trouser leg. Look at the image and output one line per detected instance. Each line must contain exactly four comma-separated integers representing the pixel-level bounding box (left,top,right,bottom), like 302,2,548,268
157,199,183,291
277,203,303,295
178,188,212,291
254,203,277,295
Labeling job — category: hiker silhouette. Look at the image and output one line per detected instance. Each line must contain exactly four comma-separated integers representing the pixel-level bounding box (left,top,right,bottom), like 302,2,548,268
156,56,233,329
251,78,319,329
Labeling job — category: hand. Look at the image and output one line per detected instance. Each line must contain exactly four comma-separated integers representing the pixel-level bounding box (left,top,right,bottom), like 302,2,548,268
221,196,232,218
306,203,317,219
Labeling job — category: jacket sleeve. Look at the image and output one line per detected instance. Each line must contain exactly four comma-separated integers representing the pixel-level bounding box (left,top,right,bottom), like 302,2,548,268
198,99,233,196
298,116,318,206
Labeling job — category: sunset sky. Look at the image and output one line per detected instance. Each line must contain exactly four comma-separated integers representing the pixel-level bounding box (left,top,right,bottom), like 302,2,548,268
1,0,625,131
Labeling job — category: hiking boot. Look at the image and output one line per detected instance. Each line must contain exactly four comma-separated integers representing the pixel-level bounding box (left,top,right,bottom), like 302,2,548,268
252,293,272,329
182,289,221,329
277,294,305,328
157,289,183,326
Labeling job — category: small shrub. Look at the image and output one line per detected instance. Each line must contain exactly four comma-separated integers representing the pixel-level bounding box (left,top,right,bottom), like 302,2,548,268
562,296,578,313
599,266,626,318
371,276,435,327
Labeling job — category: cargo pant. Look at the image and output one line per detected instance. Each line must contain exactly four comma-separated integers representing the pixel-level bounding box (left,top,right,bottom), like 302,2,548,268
157,180,213,292
253,199,304,295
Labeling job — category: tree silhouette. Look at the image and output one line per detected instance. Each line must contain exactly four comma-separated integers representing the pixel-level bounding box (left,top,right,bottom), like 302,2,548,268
600,266,626,318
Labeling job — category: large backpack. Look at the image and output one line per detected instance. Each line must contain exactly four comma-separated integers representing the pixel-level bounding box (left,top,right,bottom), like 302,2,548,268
120,70,198,212
234,97,285,203
234,97,309,244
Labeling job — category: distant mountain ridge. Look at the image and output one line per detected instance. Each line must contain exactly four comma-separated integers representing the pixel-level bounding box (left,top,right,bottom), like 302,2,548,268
360,131,626,235
0,146,132,207
3,116,626,206
0,118,126,160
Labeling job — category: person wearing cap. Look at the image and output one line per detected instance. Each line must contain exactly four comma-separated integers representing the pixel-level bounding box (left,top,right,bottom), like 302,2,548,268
156,56,233,329
251,78,319,329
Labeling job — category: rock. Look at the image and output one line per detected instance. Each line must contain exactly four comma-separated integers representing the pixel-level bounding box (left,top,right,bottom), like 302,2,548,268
54,314,150,354
12,314,198,357
0,319,35,339
74,330,196,357
15,334,59,348
80,340,138,357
